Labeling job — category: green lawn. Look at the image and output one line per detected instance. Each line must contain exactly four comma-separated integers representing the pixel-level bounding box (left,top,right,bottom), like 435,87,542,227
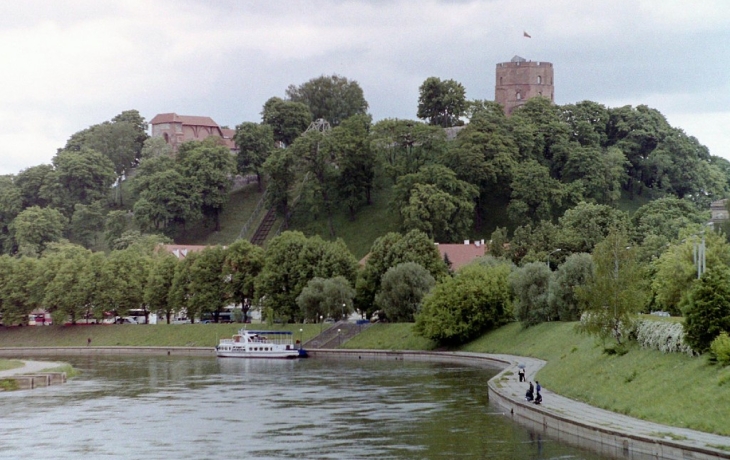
0,323,324,348
177,183,266,246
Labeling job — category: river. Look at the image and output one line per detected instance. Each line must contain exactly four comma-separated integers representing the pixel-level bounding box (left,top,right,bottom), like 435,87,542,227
0,355,611,459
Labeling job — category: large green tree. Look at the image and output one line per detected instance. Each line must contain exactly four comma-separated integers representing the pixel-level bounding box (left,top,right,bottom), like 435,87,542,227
234,122,275,189
392,165,478,242
374,262,435,322
415,262,512,345
11,206,67,257
286,75,369,127
683,266,730,352
509,262,554,326
256,232,358,322
144,253,179,324
223,239,265,322
417,77,467,127
296,276,355,322
261,97,312,146
188,246,229,322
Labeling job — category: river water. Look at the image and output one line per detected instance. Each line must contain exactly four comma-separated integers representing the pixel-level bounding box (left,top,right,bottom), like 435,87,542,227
0,355,611,459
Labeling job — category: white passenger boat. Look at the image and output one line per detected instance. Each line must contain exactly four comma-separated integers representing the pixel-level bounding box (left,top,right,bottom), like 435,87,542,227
216,329,307,359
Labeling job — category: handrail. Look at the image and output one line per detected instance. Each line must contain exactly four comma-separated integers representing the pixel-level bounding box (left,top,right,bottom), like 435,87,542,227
238,190,267,240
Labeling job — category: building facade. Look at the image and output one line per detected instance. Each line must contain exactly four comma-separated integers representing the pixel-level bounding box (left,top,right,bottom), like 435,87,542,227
495,55,554,115
149,113,237,153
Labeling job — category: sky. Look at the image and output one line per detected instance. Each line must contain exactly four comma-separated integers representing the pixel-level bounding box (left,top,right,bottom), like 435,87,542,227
1,0,729,175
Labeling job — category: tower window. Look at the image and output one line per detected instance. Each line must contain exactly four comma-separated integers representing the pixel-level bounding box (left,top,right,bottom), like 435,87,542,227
537,76,542,84
500,76,503,85
516,92,522,100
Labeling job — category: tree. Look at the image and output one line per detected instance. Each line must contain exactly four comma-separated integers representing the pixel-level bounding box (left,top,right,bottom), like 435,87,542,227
296,276,355,322
177,142,236,231
0,175,22,253
97,248,151,320
547,252,594,321
0,256,42,325
15,164,56,209
630,197,708,246
43,249,91,324
144,253,179,324
683,267,730,352
261,97,312,146
509,262,554,326
556,202,628,255
331,114,375,218
417,77,467,127
392,165,478,242
651,229,730,315
11,206,67,257
70,202,105,248
286,74,369,127
52,148,116,216
140,136,173,160
356,230,448,318
256,232,358,322
291,128,340,236
223,239,265,322
507,159,577,225
104,210,129,249
374,262,435,322
234,122,275,189
577,228,646,345
188,246,229,322
370,119,447,183
133,169,202,236
262,148,296,221
415,263,512,345
169,251,199,323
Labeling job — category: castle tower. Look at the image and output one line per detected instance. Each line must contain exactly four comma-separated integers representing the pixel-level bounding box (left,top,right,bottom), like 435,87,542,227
495,56,554,115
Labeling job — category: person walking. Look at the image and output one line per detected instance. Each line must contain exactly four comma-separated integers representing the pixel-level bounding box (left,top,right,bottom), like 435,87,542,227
518,367,525,382
535,381,542,404
525,381,534,401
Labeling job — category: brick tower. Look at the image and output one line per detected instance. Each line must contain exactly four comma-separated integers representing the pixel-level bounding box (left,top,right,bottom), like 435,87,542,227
495,56,554,115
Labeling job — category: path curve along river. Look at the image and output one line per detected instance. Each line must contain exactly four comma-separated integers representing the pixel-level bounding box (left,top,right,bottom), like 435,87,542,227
1,346,729,459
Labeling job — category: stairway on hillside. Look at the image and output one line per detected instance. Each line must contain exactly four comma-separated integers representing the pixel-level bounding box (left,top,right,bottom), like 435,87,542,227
250,208,277,246
304,321,370,349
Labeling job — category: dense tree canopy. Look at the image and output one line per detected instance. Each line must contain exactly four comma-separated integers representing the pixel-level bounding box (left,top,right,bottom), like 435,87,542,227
286,75,369,127
417,77,467,128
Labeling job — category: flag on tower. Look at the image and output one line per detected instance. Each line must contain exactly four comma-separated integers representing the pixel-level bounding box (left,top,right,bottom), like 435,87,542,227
523,31,531,38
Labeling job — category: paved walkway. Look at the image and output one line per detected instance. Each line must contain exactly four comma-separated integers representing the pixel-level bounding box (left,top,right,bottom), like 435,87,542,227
485,353,730,456
0,360,64,378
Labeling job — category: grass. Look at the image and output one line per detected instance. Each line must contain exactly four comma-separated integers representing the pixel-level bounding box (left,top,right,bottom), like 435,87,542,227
0,323,323,348
0,359,24,371
342,323,437,350
177,183,266,246
288,182,400,259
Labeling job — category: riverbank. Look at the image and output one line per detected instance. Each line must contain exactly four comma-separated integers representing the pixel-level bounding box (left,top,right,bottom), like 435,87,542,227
2,321,728,437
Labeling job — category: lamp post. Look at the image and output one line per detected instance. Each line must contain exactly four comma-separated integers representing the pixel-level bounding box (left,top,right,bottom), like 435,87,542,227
547,248,562,268
337,328,341,347
299,328,303,350
342,303,346,321
319,315,323,334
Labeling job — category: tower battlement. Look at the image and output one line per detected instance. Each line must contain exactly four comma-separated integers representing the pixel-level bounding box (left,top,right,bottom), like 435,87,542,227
495,56,554,115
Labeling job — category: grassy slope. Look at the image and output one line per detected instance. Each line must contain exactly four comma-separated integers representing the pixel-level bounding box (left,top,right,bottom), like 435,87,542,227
349,321,730,436
0,323,325,348
176,183,266,246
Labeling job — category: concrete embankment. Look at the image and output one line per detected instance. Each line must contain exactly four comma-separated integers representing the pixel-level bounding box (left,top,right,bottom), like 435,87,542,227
2,347,729,459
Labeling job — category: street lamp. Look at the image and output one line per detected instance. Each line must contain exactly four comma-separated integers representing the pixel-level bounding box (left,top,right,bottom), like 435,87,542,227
342,303,346,321
299,328,303,350
319,315,323,334
337,328,341,347
547,249,562,268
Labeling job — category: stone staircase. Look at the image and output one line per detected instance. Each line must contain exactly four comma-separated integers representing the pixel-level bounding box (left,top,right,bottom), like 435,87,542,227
303,321,370,349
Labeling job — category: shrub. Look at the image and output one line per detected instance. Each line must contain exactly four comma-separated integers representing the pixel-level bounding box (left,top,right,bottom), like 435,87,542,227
710,332,730,366
634,319,695,357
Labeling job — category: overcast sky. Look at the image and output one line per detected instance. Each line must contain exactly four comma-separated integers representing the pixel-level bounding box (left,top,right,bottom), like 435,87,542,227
1,0,729,175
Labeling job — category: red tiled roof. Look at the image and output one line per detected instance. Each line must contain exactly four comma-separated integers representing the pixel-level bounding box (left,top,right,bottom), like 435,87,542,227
436,242,487,271
149,113,219,128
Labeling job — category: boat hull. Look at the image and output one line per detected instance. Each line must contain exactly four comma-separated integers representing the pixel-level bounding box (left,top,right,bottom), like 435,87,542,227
216,349,301,359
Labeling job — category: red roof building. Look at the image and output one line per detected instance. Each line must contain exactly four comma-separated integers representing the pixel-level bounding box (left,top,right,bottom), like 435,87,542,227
150,113,237,153
436,240,487,271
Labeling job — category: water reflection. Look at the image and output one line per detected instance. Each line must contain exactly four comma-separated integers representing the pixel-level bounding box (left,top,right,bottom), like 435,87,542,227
0,355,610,459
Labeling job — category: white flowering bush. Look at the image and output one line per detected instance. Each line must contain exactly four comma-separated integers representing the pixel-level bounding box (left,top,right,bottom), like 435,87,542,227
634,319,696,356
